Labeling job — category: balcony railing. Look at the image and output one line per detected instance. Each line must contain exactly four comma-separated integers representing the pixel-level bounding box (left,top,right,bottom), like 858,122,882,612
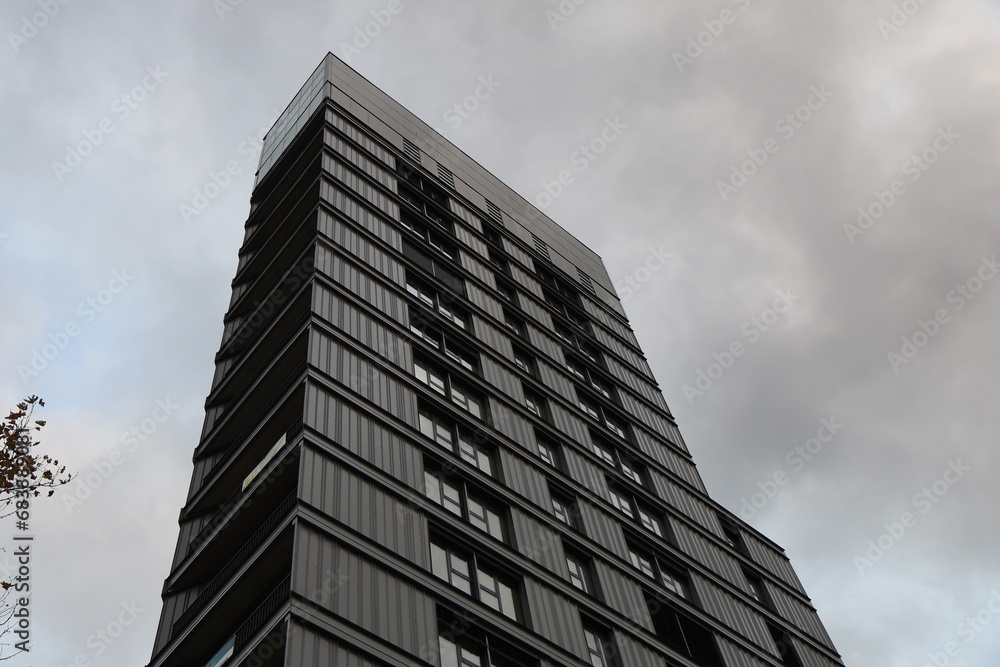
209,312,310,407
188,416,302,554
199,360,307,462
171,493,296,638
234,574,292,650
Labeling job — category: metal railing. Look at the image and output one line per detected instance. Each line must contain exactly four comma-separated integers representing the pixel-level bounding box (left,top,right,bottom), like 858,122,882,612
171,493,296,638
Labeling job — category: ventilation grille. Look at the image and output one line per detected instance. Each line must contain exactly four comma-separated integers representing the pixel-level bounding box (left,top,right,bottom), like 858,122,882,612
577,268,596,295
437,164,455,189
403,138,421,163
485,200,503,225
531,234,551,261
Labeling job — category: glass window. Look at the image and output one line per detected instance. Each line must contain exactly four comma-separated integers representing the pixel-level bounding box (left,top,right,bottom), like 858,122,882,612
592,440,616,466
512,348,533,375
609,487,634,518
468,496,505,541
458,433,493,476
537,438,558,467
638,507,663,537
567,554,589,593
419,410,454,449
628,547,656,579
552,497,571,525
579,396,600,420
584,628,610,667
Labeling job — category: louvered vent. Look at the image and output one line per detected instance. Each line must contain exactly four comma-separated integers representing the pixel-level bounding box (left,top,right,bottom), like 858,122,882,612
531,234,551,261
437,164,455,189
577,268,596,295
403,138,421,163
485,200,503,225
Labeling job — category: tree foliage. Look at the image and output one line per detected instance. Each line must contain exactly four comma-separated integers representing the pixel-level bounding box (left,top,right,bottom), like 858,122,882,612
0,396,70,518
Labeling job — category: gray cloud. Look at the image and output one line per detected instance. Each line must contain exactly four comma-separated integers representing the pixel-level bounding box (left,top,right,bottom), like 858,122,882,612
2,1,998,665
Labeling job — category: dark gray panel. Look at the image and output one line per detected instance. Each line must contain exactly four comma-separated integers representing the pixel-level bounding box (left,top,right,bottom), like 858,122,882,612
293,523,436,658
466,282,504,321
480,355,525,404
312,282,411,370
498,447,550,508
510,509,566,576
454,223,488,259
299,444,427,566
304,384,421,488
522,578,588,660
316,217,404,286
593,560,653,632
319,190,402,252
313,246,407,325
471,314,513,359
612,629,669,667
526,324,565,366
673,524,743,587
577,500,628,559
323,130,397,191
548,402,591,450
536,360,576,402
691,573,773,652
459,249,497,290
286,620,386,666
488,397,535,453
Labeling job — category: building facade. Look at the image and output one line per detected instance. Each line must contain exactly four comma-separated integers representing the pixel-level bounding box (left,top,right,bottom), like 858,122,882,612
147,54,845,667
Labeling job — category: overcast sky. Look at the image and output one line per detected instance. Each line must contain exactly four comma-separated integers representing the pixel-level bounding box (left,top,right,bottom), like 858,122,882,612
2,1,998,665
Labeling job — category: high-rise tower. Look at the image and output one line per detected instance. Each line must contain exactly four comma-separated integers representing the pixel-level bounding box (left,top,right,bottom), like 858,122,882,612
148,54,844,667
